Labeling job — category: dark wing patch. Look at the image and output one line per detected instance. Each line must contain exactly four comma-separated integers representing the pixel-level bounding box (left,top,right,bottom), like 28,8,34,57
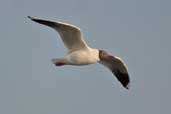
99,50,130,89
28,16,60,28
112,69,130,89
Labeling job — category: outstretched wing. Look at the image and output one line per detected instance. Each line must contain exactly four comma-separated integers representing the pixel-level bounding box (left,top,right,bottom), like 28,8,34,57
28,16,89,52
99,52,130,89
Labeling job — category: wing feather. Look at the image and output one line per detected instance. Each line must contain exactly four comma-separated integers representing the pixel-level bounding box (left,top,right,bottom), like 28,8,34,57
28,16,89,52
99,54,130,89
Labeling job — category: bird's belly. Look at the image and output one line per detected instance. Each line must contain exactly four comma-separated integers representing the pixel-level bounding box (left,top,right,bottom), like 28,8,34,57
67,51,98,65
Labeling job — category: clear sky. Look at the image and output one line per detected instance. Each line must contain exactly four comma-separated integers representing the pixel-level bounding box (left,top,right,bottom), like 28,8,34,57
0,0,171,114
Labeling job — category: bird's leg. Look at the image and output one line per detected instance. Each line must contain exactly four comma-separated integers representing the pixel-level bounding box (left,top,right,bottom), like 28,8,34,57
51,58,66,66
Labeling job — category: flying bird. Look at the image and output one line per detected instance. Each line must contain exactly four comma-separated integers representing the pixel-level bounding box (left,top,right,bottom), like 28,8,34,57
28,16,130,89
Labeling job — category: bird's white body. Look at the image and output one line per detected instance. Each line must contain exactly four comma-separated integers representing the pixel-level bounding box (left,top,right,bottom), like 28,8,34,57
52,47,99,65
28,16,130,89
67,48,100,65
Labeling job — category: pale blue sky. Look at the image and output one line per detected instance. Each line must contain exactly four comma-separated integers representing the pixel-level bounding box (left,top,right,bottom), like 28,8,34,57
0,0,171,114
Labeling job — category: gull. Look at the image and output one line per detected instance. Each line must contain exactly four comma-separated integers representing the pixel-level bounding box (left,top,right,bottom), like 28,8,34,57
28,16,130,89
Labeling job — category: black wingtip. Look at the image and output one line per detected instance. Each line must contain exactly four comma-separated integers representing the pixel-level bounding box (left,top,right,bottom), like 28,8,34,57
27,16,35,20
27,16,32,19
125,83,130,90
28,16,34,21
113,70,130,90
